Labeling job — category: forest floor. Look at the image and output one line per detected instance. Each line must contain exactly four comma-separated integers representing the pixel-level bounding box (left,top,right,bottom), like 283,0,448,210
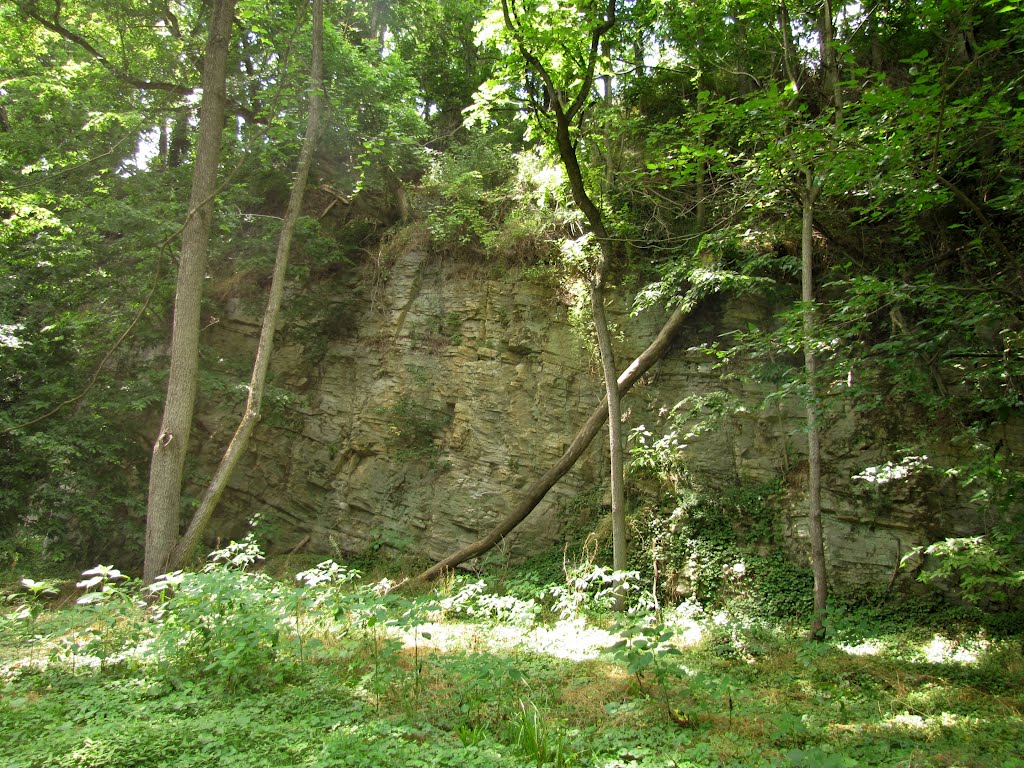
1,555,1023,768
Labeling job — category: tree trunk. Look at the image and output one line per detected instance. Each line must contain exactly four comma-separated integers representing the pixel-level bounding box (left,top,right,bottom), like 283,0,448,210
143,0,237,583
802,0,841,638
168,0,324,571
592,261,627,608
779,1,799,91
497,0,627,603
158,120,168,170
552,121,627,608
820,0,843,125
168,106,191,168
595,39,625,609
802,172,828,640
867,0,883,73
413,304,691,582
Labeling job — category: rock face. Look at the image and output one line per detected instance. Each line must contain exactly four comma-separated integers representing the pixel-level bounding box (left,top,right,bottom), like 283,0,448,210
200,239,603,562
194,227,1010,587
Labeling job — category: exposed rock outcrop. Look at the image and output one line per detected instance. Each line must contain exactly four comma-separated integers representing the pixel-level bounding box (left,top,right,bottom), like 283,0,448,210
193,227,1012,587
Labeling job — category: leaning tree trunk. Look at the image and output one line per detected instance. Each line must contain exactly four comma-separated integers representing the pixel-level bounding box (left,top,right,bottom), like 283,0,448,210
168,0,324,571
144,0,237,583
414,303,692,582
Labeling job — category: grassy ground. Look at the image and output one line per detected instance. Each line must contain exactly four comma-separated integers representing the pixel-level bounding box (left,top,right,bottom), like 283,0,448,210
1,556,1022,768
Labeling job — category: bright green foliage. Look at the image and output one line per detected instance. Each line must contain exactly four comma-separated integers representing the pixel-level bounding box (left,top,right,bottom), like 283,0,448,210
390,0,493,137
0,0,193,562
1,0,1024,762
1,544,1024,767
311,719,516,768
509,699,572,767
423,132,573,260
911,531,1024,605
0,0,448,567
609,0,1024,609
0,174,163,564
627,424,813,619
424,133,518,249
319,30,429,193
149,572,285,690
5,578,59,654
606,611,682,717
726,266,1024,605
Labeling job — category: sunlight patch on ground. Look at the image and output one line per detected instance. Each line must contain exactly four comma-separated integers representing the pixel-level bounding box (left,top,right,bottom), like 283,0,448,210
395,610,706,660
664,611,705,647
1,633,154,681
396,618,619,660
653,600,707,647
838,639,884,657
833,710,979,741
890,713,929,730
837,633,991,664
873,710,979,738
921,633,987,664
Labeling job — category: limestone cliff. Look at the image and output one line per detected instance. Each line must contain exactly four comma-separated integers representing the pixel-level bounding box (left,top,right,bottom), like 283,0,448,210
192,225,1011,588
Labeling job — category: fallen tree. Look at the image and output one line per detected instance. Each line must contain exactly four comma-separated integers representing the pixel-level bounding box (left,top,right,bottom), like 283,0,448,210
413,300,698,582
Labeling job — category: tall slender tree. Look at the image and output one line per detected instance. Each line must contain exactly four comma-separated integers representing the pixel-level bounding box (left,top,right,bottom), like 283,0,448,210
800,169,827,639
415,303,693,582
778,0,844,638
169,0,325,571
499,0,627,605
144,0,238,582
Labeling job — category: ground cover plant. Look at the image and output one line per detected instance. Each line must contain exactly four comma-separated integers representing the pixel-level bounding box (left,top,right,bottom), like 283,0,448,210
2,541,1022,768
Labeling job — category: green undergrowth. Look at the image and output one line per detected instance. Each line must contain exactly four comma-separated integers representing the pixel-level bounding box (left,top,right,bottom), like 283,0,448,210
2,539,1023,768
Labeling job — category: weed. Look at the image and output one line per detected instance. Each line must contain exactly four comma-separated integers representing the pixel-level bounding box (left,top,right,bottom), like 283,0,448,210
144,541,288,691
378,396,453,463
456,721,490,747
3,549,1023,768
6,577,59,625
510,698,572,767
606,609,687,727
5,577,60,667
67,565,145,670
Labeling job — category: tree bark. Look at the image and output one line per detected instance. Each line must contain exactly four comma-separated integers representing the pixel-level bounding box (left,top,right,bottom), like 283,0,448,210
413,304,691,582
802,0,841,639
820,0,843,125
168,0,325,571
556,124,627,606
143,0,237,583
592,275,627,603
779,1,800,92
498,0,627,603
802,172,828,640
